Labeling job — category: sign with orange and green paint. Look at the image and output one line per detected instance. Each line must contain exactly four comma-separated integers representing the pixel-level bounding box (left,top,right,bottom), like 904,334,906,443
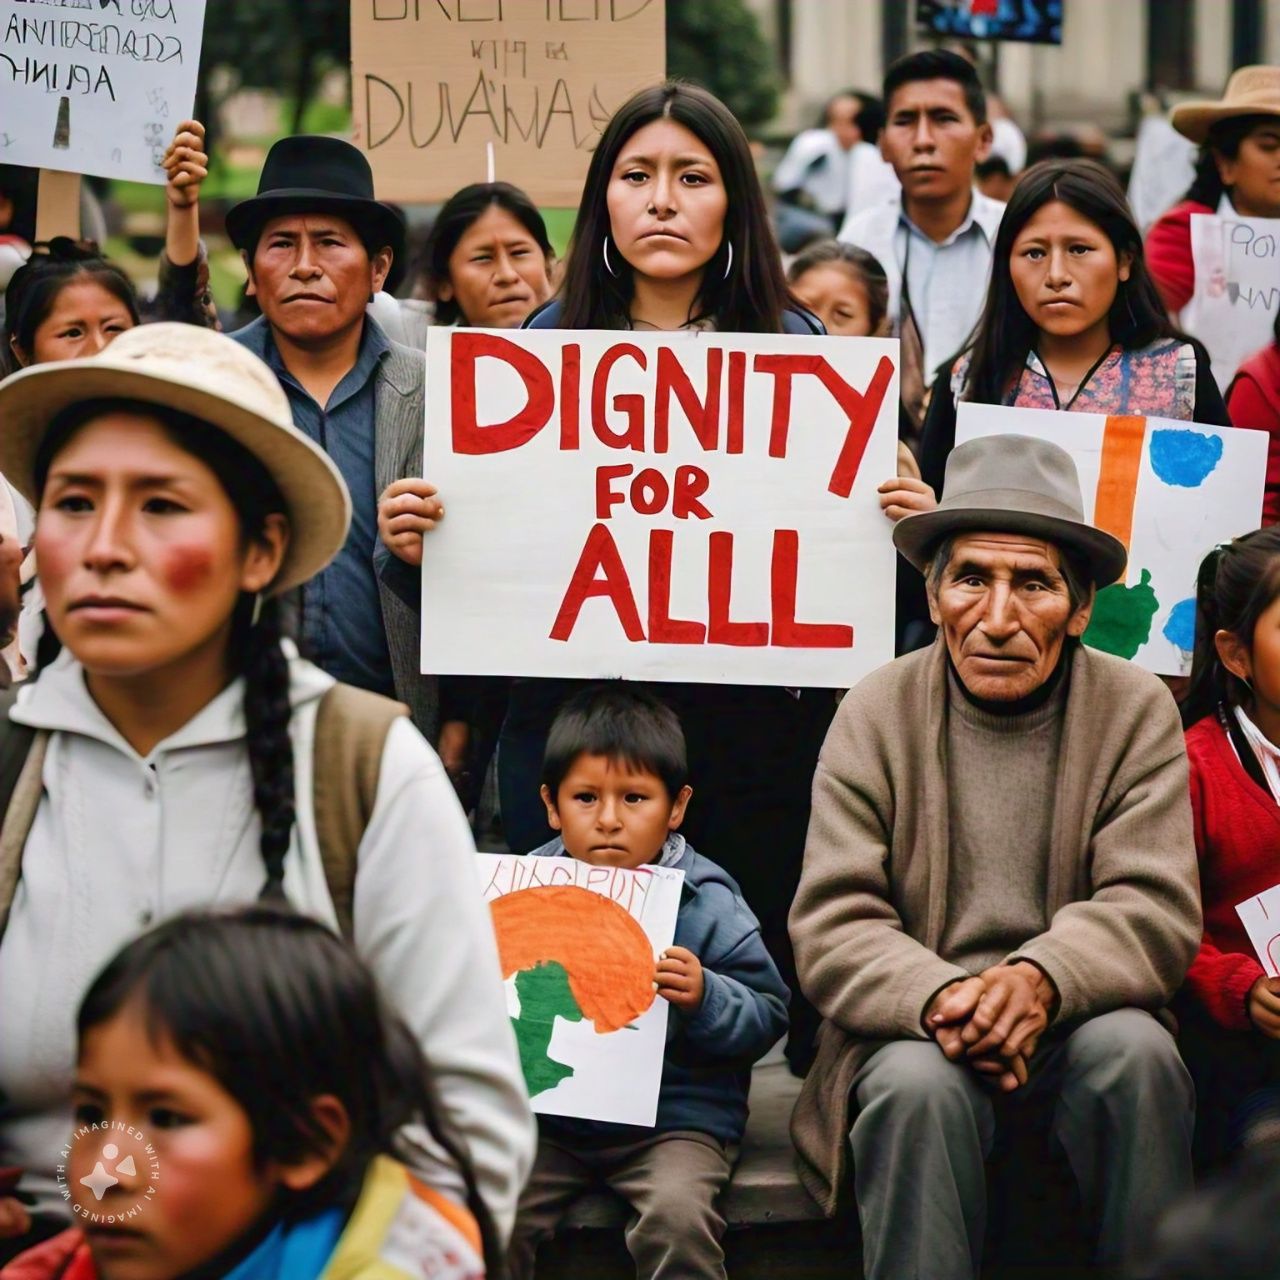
956,405,1268,675
477,853,684,1126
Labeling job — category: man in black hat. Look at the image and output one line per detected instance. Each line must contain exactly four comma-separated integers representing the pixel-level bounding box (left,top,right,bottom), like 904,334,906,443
227,135,440,741
789,435,1201,1280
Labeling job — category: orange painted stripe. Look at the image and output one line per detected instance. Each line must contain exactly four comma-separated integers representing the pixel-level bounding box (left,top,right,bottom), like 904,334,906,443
1094,415,1146,553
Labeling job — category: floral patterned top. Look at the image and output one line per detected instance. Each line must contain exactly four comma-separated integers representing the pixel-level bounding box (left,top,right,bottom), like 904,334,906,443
951,338,1198,419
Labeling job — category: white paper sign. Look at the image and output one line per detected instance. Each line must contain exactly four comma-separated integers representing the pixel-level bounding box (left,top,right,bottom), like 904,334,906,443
0,0,207,184
1236,884,1280,977
955,404,1267,675
478,853,684,1127
1188,211,1280,392
421,329,900,687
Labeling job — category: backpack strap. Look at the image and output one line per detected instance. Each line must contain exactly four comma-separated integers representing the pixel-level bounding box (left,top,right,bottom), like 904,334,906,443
0,687,47,944
312,684,409,942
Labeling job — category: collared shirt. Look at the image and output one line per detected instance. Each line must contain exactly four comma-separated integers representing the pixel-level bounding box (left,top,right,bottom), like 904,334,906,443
1232,706,1280,806
839,187,1005,386
239,316,396,697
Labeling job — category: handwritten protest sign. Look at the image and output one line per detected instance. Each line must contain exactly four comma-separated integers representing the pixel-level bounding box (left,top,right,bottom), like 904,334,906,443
956,404,1267,675
351,0,665,205
421,329,900,687
0,0,206,184
479,852,684,1125
1188,211,1280,391
1237,884,1280,978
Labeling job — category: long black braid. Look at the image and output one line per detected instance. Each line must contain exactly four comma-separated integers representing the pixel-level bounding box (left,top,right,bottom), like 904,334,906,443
33,398,297,896
231,591,296,901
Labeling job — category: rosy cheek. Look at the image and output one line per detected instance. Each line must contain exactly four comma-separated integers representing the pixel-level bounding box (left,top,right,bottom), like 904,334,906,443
163,546,215,594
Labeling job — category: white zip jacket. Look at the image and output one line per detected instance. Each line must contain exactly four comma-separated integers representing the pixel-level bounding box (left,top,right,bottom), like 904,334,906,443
0,646,534,1239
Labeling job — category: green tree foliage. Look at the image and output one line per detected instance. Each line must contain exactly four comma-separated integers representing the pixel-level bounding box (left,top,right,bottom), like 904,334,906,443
666,0,780,130
197,0,351,139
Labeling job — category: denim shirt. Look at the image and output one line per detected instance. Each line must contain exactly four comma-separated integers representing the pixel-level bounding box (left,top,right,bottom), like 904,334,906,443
230,315,395,695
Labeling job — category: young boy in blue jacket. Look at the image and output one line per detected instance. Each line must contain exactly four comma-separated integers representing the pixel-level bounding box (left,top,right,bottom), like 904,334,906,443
506,685,789,1280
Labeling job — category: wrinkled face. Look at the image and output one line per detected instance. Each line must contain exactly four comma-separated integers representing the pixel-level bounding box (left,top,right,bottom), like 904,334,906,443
439,205,553,328
542,753,691,870
1218,122,1280,219
881,78,992,204
15,279,135,367
929,532,1092,702
245,214,390,346
35,414,284,681
826,94,864,151
1009,200,1129,341
70,1003,278,1280
791,263,875,337
606,118,728,285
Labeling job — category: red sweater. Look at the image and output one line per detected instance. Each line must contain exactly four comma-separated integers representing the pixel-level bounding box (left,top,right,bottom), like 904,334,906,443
1145,199,1212,314
1227,343,1280,525
1186,715,1280,1029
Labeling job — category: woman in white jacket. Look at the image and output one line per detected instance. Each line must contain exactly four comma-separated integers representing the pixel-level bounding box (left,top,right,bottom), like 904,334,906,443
0,323,533,1261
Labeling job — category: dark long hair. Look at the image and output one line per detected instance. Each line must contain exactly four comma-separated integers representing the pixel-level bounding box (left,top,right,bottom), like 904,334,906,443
4,238,140,373
786,240,889,334
32,400,297,902
77,906,501,1272
1183,527,1280,728
963,159,1177,405
419,182,552,326
557,80,795,333
1183,114,1279,209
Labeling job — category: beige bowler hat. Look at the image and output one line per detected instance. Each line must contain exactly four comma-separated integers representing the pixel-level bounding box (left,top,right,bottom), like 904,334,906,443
1171,65,1280,144
0,323,352,595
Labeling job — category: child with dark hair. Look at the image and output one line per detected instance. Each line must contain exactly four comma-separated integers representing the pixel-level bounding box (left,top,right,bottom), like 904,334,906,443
1177,528,1280,1166
4,906,494,1279
508,685,789,1280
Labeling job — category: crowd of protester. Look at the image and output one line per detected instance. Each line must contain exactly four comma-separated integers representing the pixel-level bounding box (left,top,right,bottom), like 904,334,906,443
0,32,1279,1280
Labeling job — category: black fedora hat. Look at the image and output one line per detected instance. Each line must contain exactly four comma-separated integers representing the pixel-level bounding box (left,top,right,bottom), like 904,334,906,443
226,135,404,260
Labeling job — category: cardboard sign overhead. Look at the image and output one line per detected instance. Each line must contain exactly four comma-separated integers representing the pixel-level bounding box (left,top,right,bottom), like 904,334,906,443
351,0,666,205
0,0,206,184
420,328,901,688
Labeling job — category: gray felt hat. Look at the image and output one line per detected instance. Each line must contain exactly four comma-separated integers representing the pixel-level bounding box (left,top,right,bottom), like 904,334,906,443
893,434,1128,588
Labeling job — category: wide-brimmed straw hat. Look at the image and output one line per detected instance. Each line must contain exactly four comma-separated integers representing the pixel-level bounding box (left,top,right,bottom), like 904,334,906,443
893,434,1128,588
225,135,404,259
1171,65,1280,144
0,324,351,595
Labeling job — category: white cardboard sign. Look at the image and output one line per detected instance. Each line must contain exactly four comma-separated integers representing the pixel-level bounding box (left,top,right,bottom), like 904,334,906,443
1236,884,1280,978
421,328,900,687
0,0,206,184
955,404,1267,675
1188,211,1280,392
478,853,684,1127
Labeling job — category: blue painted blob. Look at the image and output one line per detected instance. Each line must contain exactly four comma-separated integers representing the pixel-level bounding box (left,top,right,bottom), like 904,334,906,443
1162,598,1197,652
1149,429,1224,487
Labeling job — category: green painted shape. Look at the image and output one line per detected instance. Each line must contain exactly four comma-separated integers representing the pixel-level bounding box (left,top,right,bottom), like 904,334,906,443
1083,568,1160,660
510,960,583,1097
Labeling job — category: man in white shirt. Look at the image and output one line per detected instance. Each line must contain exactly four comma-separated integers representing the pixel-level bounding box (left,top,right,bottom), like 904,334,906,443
839,49,1006,448
773,91,895,248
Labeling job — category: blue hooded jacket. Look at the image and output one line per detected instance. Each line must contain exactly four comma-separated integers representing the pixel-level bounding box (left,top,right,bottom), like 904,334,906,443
527,835,789,1147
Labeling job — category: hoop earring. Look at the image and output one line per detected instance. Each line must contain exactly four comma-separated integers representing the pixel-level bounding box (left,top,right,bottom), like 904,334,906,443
603,235,619,278
250,592,264,628
723,241,734,281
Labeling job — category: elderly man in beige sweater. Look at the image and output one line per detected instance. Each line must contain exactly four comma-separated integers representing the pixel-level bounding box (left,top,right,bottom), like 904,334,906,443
790,434,1201,1280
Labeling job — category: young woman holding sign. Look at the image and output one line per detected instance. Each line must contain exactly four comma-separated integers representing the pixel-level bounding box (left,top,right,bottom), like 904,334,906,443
514,80,831,1073
916,159,1230,503
1146,66,1280,317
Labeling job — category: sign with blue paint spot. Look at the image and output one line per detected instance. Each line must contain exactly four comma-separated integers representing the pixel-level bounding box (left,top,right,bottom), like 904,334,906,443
956,405,1268,675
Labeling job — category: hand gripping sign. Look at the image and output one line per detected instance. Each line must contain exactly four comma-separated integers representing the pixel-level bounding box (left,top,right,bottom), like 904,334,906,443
421,329,900,687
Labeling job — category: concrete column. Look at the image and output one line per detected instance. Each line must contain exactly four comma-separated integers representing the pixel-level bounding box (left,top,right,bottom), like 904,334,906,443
1195,0,1233,91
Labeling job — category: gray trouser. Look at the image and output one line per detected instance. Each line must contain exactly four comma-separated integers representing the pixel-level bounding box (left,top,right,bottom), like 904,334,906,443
507,1130,735,1280
850,1008,1195,1280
